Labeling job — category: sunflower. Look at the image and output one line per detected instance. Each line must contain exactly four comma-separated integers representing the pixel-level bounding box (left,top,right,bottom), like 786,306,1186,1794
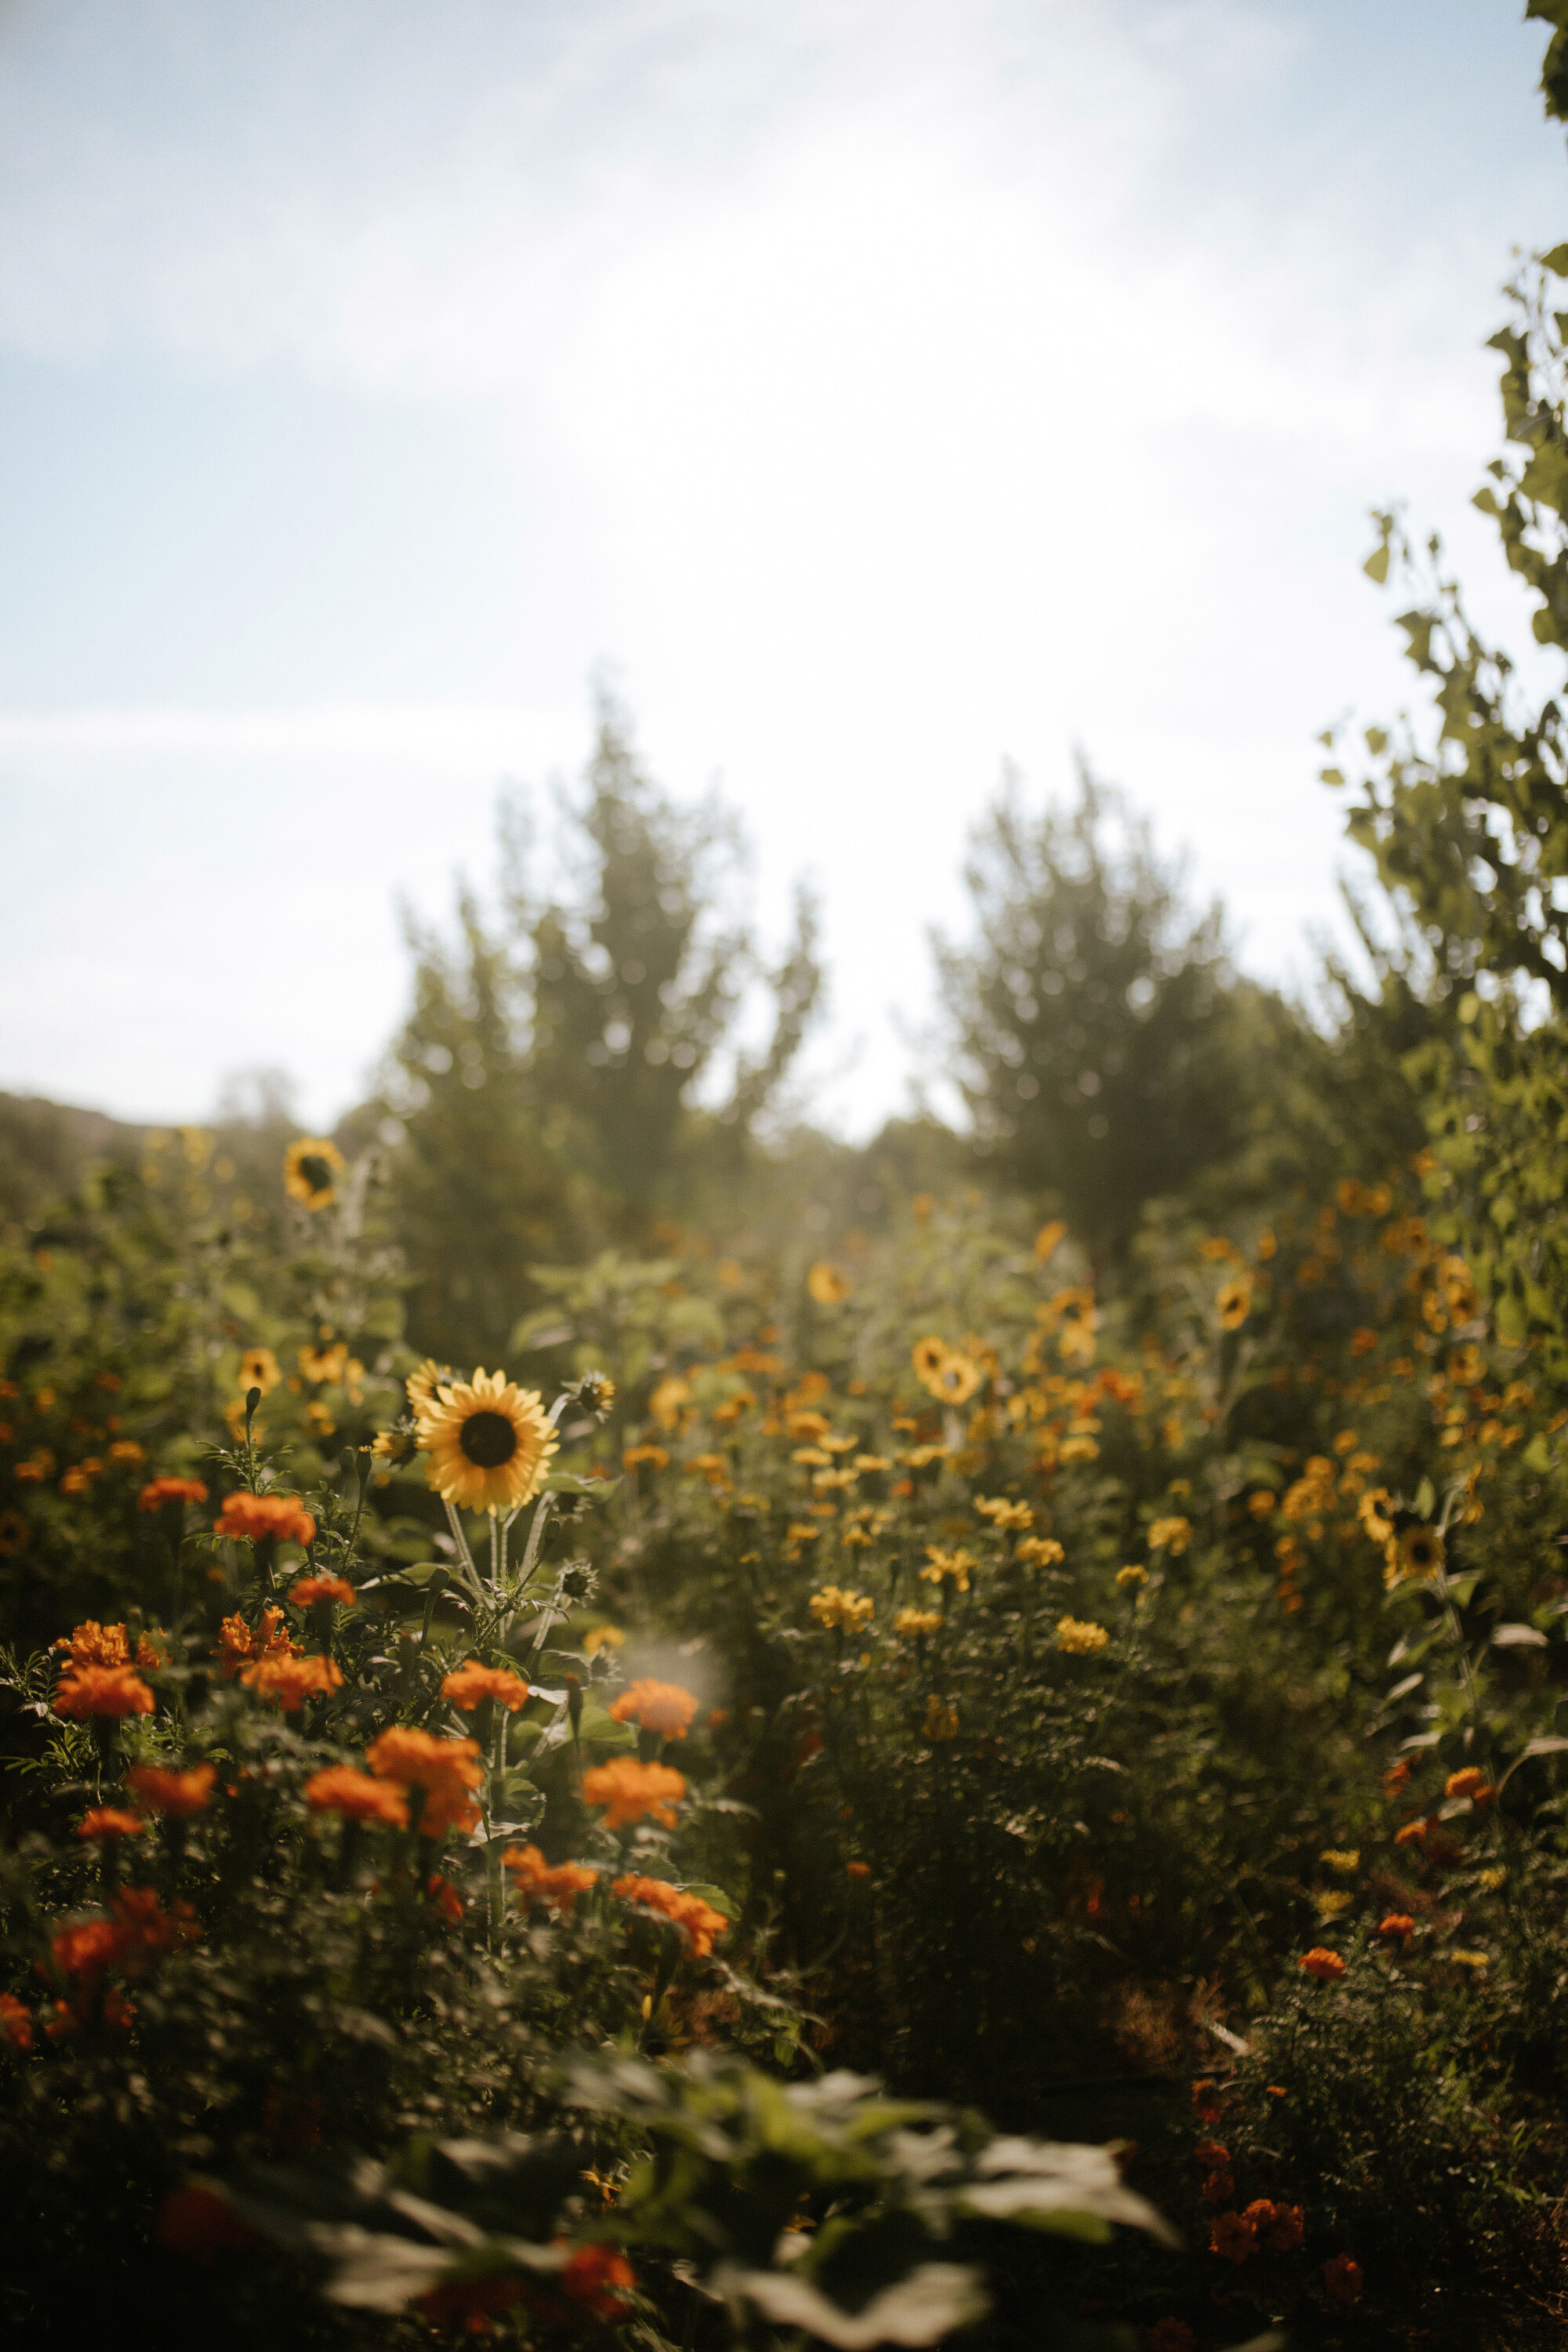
1217,1279,1251,1330
911,1336,948,1387
807,1261,851,1305
298,1340,348,1385
417,1368,558,1514
1387,1523,1446,1586
283,1138,346,1210
238,1347,281,1396
932,1350,980,1405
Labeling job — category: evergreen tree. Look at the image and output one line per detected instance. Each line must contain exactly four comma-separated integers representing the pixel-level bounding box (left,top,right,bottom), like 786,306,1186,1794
934,764,1261,1260
382,699,822,1356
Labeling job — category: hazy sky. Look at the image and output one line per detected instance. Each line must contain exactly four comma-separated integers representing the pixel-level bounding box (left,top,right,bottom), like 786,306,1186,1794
1,0,1563,1134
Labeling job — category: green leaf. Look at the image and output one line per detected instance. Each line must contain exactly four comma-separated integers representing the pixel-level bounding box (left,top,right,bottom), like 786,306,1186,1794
1363,543,1390,585
544,1472,621,1497
1541,242,1568,278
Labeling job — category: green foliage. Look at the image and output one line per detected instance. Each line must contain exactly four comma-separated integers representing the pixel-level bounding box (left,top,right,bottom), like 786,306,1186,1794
382,699,824,1361
934,765,1277,1261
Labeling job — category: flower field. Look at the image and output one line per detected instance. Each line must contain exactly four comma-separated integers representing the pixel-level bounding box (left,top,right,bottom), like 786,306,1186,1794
2,1117,1568,2352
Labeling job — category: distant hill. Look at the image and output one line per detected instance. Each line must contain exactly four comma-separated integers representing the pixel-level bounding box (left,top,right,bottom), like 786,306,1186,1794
0,1091,145,1236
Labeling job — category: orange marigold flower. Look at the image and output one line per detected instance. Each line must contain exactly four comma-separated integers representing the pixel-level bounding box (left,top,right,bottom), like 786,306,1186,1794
241,1652,343,1712
559,2244,636,2320
365,1726,484,1838
0,1993,32,2052
426,1874,464,1926
55,1620,131,1668
1322,2253,1363,2305
1258,2201,1305,2253
1210,2210,1257,2264
504,1844,600,1915
1394,1818,1428,1847
612,1874,729,1958
111,1884,201,1955
846,1860,871,1879
77,1808,145,1841
214,1604,299,1679
1384,1759,1410,1794
414,2277,523,2332
289,1573,356,1610
303,1766,410,1827
216,1490,316,1547
1201,2170,1236,2205
1444,1766,1487,1802
1300,1947,1347,1981
1146,2322,1194,2352
127,1762,217,1819
1378,1912,1415,1941
156,2184,256,2260
1193,2140,1229,2171
608,1678,700,1740
54,1664,155,1719
136,1476,209,1512
1191,2078,1223,2125
583,1757,686,1831
441,1660,531,1712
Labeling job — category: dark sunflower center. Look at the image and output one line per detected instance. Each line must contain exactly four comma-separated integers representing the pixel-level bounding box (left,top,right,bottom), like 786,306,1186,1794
460,1410,519,1468
299,1154,335,1194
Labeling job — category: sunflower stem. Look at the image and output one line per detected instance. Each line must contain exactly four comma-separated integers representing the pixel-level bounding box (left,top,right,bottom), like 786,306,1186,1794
489,1512,500,1594
517,1494,557,1590
444,1501,485,1605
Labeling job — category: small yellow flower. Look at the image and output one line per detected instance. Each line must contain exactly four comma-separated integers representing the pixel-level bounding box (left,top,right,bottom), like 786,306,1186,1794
1017,1535,1065,1566
1055,1615,1109,1655
1116,1564,1147,1590
1315,1890,1354,1922
808,1585,874,1632
1319,1849,1359,1875
583,1625,626,1657
924,1695,959,1742
808,1262,851,1305
895,1607,942,1637
299,1341,349,1385
1448,1948,1489,1970
920,1545,975,1593
1148,1516,1192,1555
1033,1218,1066,1262
1059,1433,1099,1463
283,1137,345,1210
975,1495,1033,1530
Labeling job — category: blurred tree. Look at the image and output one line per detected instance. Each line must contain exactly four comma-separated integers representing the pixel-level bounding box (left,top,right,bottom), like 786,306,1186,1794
934,764,1265,1261
382,698,823,1360
524,707,822,1217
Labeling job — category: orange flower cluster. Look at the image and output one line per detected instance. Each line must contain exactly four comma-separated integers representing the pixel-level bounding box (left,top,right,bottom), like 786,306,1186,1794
240,1652,343,1711
612,1875,729,1957
136,1476,209,1512
55,1620,132,1668
214,1605,299,1679
583,1758,686,1830
303,1766,410,1828
504,1844,600,1914
289,1573,356,1610
54,1664,154,1719
1444,1766,1494,1804
1209,2199,1305,2263
608,1678,699,1740
46,1886,200,2023
157,2184,256,2259
1378,1912,1415,1942
127,1762,216,1819
365,1727,484,1838
0,1993,31,2052
77,1807,145,1841
1322,2253,1363,2305
441,1661,531,1712
1299,1947,1347,1981
557,2244,637,2321
215,1490,317,1547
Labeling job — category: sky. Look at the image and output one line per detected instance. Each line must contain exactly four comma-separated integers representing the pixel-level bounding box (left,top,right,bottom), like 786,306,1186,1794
0,0,1564,1136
